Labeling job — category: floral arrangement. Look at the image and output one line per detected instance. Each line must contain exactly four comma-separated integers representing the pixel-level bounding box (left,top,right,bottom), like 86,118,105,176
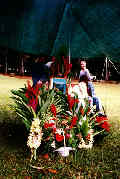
11,81,110,159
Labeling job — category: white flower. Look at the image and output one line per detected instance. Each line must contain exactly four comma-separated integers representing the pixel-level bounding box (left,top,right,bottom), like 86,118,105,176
83,115,86,121
27,118,43,150
78,132,94,149
51,141,56,148
79,120,82,126
56,128,64,135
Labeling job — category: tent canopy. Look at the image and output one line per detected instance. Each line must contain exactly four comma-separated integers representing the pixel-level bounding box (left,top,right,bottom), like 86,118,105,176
0,0,120,62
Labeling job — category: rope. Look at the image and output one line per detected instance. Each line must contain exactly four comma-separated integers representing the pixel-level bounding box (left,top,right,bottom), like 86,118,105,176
108,59,120,74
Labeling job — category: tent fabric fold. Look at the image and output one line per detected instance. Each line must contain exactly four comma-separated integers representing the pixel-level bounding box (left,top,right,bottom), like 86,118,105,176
0,0,120,62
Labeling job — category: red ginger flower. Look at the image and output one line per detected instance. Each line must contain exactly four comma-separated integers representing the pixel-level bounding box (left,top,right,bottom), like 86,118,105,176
67,95,79,110
25,80,42,111
25,80,41,98
28,96,38,111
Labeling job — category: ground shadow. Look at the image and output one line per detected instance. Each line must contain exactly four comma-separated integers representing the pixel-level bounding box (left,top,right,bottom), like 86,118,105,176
0,122,28,153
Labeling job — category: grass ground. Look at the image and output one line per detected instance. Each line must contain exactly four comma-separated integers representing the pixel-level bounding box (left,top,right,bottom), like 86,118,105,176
0,74,120,178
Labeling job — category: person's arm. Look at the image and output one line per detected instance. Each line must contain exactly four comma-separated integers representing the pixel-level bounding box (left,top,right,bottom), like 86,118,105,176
85,69,92,81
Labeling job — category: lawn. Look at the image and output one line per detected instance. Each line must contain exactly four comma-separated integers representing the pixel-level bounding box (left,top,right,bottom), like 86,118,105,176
0,74,120,178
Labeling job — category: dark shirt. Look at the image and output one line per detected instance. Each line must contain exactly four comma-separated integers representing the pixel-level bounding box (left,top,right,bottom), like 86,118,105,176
31,62,49,86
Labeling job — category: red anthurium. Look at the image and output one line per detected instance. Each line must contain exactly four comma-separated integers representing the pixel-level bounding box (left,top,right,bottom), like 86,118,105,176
56,133,64,142
65,133,70,139
49,123,55,128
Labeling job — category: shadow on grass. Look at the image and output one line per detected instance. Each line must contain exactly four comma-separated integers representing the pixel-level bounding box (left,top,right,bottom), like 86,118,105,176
0,121,28,153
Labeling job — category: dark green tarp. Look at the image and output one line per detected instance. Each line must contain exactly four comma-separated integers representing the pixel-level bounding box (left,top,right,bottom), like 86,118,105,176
0,0,120,62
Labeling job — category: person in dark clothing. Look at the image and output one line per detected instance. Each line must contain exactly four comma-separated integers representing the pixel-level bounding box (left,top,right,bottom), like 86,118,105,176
31,57,53,87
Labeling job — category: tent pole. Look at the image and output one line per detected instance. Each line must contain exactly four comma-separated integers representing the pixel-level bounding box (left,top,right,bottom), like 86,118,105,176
5,56,8,74
20,55,24,76
105,57,108,80
68,38,71,64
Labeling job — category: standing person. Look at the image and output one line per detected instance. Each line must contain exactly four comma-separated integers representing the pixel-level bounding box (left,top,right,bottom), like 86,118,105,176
79,60,103,113
31,57,54,87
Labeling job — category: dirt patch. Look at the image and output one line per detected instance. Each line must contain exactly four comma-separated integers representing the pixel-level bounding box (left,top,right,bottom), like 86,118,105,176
0,73,32,80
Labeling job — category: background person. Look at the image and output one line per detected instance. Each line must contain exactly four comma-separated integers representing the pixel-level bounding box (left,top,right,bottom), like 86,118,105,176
79,60,103,113
31,57,54,87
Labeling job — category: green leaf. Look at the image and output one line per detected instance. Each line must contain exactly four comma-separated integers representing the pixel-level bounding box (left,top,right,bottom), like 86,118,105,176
81,119,89,138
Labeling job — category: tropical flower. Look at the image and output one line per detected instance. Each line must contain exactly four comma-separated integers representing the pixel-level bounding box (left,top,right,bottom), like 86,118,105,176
27,118,43,160
11,80,110,159
95,115,110,132
50,104,57,117
56,133,64,142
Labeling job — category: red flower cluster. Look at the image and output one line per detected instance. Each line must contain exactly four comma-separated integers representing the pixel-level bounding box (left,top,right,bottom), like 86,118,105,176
100,121,110,132
67,94,79,110
95,116,110,132
70,116,78,128
50,104,56,117
44,122,55,129
95,116,107,123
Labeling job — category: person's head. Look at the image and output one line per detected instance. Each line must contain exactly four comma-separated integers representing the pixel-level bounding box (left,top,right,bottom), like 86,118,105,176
80,60,86,70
